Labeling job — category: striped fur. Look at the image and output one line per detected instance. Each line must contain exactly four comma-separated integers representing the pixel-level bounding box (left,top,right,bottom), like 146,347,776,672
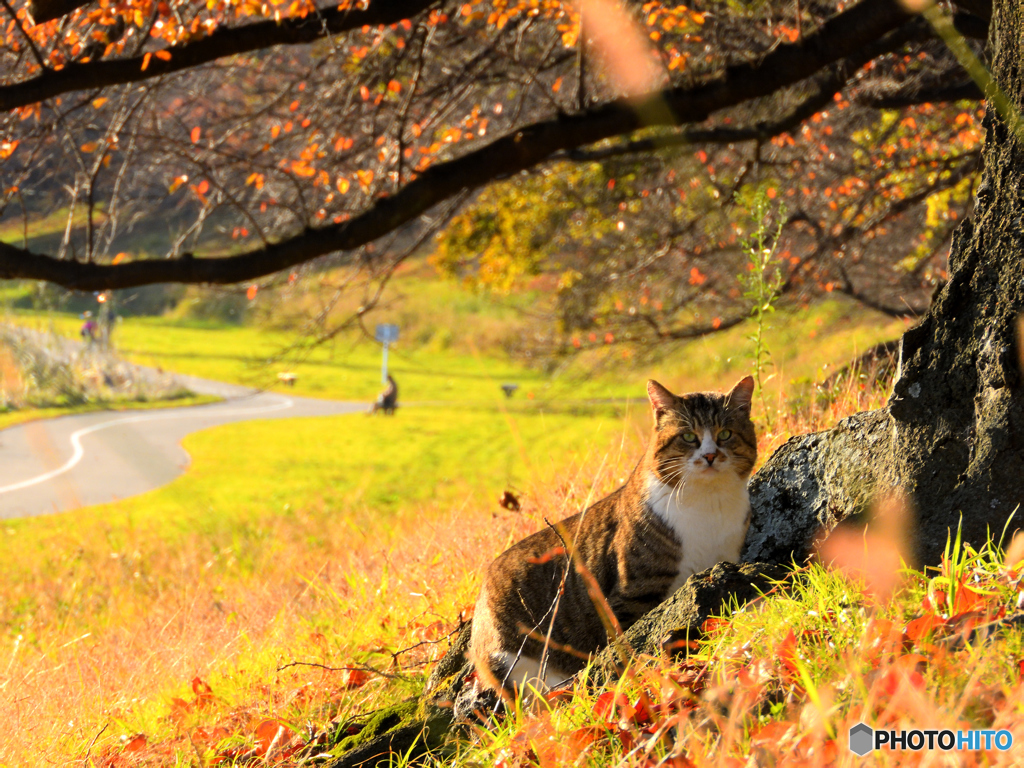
470,376,757,694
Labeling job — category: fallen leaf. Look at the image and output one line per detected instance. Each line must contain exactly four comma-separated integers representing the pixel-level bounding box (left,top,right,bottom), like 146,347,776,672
254,719,293,756
192,676,214,707
122,734,147,753
339,668,371,688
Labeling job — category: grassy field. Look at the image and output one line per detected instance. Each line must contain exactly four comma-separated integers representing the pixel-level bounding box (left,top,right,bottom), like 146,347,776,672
5,291,906,411
0,395,646,764
0,277,922,764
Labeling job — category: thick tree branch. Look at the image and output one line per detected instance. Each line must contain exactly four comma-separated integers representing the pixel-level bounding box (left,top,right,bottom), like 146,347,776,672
564,60,861,160
952,11,989,39
0,0,915,290
0,0,439,111
28,0,90,24
953,0,991,23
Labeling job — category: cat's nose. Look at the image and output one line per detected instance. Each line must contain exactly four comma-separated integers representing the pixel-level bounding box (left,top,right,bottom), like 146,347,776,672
703,453,717,466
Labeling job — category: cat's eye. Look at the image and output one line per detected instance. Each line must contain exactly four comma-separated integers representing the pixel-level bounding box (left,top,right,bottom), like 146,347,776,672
682,432,698,443
718,429,732,440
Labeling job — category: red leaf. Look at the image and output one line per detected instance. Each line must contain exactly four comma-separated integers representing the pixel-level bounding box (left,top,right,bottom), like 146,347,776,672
567,725,603,752
737,657,774,689
751,720,797,746
192,676,214,707
631,693,652,725
123,734,147,753
952,584,986,614
254,719,294,756
903,613,947,644
701,616,728,635
339,668,371,688
777,629,799,679
168,697,192,723
593,691,631,719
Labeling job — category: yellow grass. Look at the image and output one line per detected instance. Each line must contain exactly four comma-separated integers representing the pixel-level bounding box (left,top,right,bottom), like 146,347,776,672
0,363,892,764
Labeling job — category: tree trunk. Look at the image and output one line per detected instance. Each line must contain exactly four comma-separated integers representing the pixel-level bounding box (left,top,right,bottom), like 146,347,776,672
745,0,1024,568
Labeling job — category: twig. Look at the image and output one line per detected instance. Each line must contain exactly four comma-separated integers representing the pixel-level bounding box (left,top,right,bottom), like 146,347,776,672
380,625,463,664
275,661,413,682
185,729,204,766
81,722,108,767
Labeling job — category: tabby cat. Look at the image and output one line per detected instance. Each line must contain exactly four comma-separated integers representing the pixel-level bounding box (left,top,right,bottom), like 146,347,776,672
470,376,756,693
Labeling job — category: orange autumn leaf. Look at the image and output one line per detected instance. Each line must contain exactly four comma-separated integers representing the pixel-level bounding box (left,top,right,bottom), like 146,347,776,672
122,734,147,753
253,719,293,756
904,612,946,644
191,676,214,707
190,126,201,143
339,668,371,688
356,169,374,189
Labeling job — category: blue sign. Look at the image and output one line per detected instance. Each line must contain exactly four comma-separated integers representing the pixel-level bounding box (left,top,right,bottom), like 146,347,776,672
375,324,400,343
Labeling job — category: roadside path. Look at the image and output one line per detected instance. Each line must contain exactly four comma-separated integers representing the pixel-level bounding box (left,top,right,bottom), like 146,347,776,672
0,375,364,518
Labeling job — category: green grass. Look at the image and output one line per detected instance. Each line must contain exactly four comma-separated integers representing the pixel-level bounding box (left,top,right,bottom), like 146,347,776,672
5,292,904,409
1,403,630,622
0,206,107,246
6,311,551,403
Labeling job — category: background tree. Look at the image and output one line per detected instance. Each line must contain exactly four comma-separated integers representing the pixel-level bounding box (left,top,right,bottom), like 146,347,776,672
0,0,989,315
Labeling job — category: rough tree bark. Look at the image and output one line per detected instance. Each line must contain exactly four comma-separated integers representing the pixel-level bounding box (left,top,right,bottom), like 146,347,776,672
746,0,1024,568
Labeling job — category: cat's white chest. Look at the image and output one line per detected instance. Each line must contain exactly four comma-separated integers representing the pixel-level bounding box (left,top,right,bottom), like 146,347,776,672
647,475,750,593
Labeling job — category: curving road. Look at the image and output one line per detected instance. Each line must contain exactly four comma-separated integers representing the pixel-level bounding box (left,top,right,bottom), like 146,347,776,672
0,375,364,518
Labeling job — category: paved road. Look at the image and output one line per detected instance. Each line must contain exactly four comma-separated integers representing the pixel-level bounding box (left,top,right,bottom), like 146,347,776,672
0,375,364,518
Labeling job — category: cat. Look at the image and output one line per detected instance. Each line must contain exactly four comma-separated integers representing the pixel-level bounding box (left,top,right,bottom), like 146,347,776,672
470,376,756,695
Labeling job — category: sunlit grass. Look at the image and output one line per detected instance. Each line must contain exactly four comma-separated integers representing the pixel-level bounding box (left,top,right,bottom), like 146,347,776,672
0,402,638,763
5,290,904,410
0,284,913,763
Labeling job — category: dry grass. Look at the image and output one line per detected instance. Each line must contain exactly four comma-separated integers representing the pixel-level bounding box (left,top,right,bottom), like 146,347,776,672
0,354,894,764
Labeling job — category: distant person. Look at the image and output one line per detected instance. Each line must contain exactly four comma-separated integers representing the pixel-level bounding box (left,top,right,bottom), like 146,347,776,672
369,374,398,415
80,312,97,345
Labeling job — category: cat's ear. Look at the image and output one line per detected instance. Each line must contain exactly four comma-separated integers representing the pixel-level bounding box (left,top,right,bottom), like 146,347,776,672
727,376,755,414
647,380,675,425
